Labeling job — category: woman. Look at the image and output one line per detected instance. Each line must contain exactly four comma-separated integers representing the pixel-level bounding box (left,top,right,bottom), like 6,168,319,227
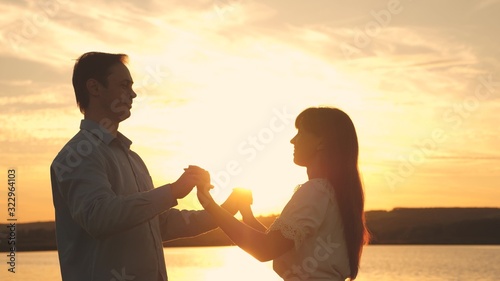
197,107,370,280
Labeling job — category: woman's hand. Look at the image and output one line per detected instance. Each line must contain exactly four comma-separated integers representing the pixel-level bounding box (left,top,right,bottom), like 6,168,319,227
181,165,215,208
183,165,212,188
232,188,253,219
196,183,216,209
172,165,211,199
231,188,267,232
217,188,251,215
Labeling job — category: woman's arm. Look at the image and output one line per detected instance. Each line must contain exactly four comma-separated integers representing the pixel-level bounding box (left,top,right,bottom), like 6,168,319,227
240,203,267,232
230,188,268,232
198,188,293,262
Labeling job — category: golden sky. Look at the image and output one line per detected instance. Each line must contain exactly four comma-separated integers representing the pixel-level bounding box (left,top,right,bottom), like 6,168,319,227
1,0,499,222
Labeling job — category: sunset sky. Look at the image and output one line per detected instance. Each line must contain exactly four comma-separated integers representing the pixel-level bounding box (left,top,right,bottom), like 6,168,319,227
1,0,499,223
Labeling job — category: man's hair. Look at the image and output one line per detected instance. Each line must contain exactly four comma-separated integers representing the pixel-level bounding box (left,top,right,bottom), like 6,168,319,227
72,52,128,113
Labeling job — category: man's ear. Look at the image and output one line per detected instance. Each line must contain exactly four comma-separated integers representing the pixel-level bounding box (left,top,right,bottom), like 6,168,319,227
86,79,101,97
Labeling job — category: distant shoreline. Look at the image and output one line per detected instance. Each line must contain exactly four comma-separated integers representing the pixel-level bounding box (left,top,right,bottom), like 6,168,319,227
3,244,500,254
2,207,500,252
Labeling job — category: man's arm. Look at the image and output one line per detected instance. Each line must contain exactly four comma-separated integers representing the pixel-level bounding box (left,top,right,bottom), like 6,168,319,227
51,152,203,239
158,189,247,241
159,208,216,241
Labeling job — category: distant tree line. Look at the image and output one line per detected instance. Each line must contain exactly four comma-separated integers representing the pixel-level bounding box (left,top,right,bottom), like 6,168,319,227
1,208,499,252
366,208,500,244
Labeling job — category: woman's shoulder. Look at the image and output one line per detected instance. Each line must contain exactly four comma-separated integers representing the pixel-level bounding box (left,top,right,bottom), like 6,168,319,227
294,178,335,199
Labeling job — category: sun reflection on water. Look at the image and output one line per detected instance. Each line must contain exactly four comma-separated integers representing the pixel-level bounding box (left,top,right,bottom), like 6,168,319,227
165,246,279,281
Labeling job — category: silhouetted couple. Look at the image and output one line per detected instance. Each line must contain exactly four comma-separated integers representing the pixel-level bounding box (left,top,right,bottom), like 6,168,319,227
51,52,369,281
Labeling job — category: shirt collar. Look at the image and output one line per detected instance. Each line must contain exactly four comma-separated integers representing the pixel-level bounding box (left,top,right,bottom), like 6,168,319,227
79,119,132,149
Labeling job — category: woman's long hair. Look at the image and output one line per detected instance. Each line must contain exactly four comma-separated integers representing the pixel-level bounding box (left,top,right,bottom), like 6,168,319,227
295,107,370,280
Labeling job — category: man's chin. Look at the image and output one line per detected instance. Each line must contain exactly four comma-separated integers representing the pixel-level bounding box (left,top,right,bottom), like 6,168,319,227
117,111,132,121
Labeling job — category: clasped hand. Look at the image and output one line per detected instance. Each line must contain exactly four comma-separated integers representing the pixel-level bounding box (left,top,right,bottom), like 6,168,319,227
170,165,211,199
180,166,254,217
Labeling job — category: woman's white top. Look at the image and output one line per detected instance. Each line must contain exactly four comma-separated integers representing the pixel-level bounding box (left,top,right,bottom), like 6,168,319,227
268,178,351,281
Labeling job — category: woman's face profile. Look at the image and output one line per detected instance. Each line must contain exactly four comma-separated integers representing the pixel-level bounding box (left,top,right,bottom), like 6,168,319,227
290,124,323,167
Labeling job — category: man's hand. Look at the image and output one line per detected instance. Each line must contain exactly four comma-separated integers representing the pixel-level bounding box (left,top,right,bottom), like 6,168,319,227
171,165,210,199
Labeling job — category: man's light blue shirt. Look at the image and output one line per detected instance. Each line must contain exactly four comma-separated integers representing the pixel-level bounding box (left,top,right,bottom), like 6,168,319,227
50,119,216,281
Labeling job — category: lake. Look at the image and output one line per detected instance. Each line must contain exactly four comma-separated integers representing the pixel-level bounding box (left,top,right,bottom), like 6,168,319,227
2,245,499,280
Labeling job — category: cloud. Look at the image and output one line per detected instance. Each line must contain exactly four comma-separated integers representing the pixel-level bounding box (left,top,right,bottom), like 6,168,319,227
1,0,499,221
475,0,500,11
0,79,33,86
429,156,500,161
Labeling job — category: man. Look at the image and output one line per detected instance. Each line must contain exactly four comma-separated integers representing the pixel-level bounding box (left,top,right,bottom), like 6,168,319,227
50,52,243,281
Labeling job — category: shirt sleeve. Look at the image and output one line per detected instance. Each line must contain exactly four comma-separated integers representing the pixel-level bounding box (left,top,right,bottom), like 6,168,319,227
50,146,178,239
159,209,218,241
267,179,331,250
